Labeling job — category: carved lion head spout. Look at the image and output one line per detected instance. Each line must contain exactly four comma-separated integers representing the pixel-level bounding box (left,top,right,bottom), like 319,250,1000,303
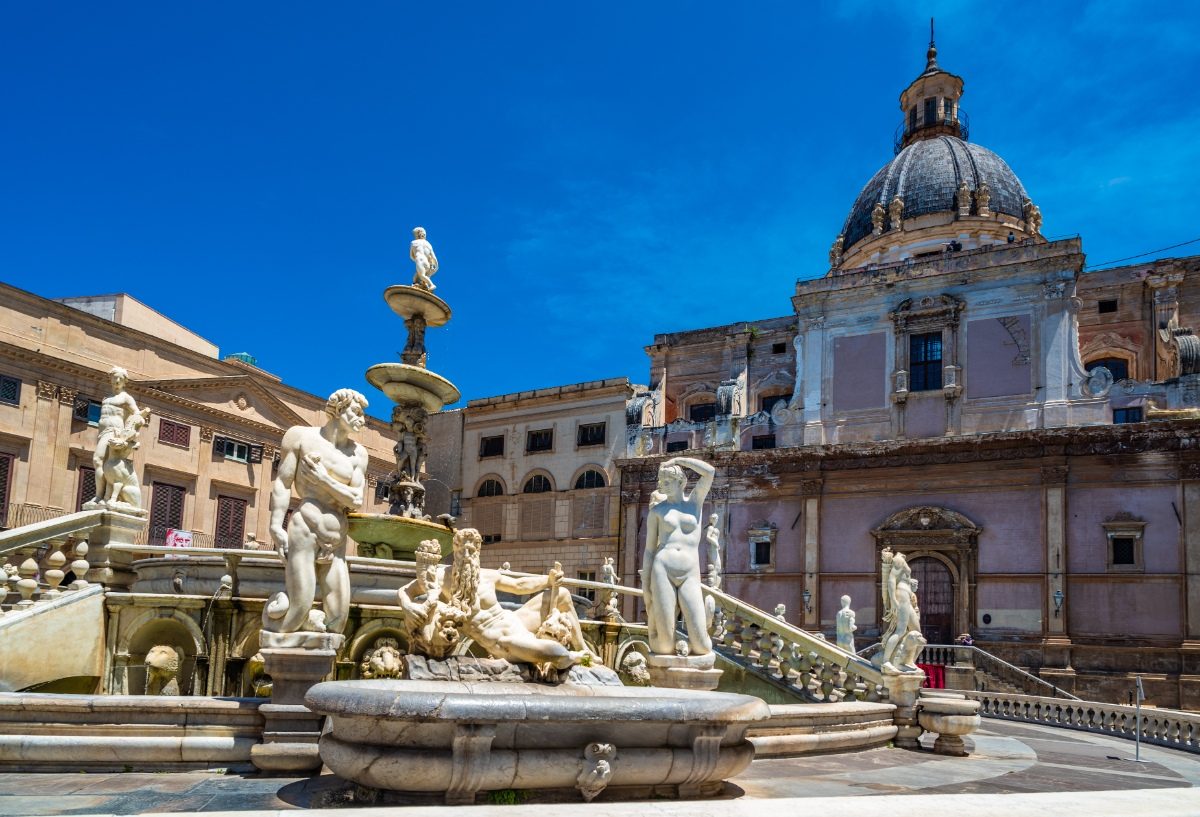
144,644,183,695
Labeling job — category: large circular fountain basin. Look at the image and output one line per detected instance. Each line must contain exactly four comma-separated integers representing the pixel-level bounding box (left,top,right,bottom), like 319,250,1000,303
383,285,451,325
348,513,453,561
365,363,460,412
307,679,770,802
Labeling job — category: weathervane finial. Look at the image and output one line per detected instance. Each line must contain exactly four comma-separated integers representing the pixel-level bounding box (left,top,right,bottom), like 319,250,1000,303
925,17,939,71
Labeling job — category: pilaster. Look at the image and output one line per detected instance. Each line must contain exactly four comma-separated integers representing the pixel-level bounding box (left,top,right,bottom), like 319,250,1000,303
801,479,822,629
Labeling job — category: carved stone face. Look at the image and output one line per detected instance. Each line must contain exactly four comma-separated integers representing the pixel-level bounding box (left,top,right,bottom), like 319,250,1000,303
337,400,367,434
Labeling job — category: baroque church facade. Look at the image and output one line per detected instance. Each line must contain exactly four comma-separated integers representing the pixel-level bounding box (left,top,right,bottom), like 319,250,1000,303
612,39,1200,706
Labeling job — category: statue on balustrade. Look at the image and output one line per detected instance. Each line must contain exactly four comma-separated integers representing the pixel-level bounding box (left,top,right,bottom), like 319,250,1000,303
262,388,369,636
876,548,926,674
87,366,151,514
836,594,857,653
643,456,715,656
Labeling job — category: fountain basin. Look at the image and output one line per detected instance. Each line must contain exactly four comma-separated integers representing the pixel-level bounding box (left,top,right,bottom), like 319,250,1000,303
306,679,770,803
365,363,460,412
383,284,451,325
348,513,453,561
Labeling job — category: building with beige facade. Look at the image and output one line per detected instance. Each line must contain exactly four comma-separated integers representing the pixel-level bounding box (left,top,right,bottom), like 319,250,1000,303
426,378,638,598
0,285,397,549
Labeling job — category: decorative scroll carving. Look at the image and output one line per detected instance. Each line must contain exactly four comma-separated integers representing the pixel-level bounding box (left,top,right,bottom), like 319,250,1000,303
36,381,57,400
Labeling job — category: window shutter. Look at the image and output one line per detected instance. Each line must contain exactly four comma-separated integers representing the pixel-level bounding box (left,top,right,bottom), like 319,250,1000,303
77,466,96,511
248,444,264,464
212,435,226,453
215,495,247,548
0,453,13,527
0,375,19,405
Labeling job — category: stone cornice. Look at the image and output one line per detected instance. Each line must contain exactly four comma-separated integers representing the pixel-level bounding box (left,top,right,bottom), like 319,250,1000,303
617,419,1200,486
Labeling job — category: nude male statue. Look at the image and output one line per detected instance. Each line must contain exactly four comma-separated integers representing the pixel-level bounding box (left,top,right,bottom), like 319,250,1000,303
403,528,590,670
263,388,369,635
410,226,438,291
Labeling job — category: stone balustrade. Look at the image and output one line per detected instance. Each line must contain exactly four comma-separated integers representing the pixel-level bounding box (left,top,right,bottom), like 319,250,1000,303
964,690,1199,754
703,586,884,703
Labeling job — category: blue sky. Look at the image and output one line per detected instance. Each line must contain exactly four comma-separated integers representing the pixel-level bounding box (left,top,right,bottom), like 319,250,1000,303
4,2,1199,418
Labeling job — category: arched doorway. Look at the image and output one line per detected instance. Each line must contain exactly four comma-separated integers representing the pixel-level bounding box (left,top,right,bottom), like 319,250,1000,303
871,506,980,642
910,557,954,644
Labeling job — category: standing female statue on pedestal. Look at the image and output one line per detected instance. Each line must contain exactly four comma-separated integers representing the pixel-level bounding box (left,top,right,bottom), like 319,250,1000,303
643,456,715,656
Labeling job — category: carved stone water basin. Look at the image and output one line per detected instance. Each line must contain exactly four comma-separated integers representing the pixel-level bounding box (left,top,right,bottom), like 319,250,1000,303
306,678,770,803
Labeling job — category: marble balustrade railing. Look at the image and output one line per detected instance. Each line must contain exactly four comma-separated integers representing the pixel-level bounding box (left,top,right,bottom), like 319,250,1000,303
964,690,1199,754
921,644,1080,700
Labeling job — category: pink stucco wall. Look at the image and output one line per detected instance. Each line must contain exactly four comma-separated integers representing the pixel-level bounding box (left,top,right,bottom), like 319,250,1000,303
724,500,804,573
820,488,1043,574
1066,485,1181,573
1067,577,1181,637
905,394,945,438
976,578,1043,633
832,332,885,411
965,315,1033,398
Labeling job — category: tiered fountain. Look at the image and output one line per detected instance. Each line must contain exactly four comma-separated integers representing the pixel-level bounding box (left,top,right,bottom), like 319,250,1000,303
349,227,461,559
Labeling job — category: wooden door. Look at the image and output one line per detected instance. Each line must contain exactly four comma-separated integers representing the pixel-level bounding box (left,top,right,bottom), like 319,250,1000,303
910,557,954,644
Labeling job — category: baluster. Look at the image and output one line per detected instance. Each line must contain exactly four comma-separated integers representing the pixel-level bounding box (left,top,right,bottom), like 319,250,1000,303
42,547,66,598
16,558,39,609
739,622,758,660
69,541,90,590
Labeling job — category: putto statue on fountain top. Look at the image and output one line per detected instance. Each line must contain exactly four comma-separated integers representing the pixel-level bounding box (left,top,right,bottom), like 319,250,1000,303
84,366,151,516
261,388,369,641
410,226,438,291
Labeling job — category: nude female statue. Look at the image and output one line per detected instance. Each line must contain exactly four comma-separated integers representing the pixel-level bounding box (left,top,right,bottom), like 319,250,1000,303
642,456,715,656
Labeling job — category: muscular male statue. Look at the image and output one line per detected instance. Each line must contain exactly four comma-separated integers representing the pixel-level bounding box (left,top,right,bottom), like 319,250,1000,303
263,388,369,635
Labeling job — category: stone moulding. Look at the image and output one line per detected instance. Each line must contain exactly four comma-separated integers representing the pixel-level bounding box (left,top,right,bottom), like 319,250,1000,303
306,678,769,803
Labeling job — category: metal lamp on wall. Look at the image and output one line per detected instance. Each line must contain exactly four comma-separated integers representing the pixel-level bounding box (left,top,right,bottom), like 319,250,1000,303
1053,588,1065,618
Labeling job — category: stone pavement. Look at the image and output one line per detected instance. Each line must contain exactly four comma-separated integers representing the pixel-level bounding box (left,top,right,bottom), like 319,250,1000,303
0,720,1197,816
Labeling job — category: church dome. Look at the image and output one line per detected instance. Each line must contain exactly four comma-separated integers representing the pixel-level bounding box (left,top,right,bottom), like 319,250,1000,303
840,136,1030,254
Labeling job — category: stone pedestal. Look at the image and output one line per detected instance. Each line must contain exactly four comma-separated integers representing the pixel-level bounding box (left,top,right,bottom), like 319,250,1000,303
84,511,149,590
647,652,722,691
250,631,345,775
944,646,976,690
917,692,981,756
881,668,926,750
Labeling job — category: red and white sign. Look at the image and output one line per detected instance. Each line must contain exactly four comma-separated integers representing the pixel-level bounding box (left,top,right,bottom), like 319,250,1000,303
164,529,193,548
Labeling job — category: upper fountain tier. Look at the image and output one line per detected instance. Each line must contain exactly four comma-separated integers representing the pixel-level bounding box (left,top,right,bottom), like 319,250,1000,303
383,284,451,327
366,363,460,413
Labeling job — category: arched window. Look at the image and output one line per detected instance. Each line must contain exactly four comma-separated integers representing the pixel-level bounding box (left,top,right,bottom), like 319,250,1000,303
477,478,504,498
574,469,606,490
1087,357,1130,382
523,474,553,494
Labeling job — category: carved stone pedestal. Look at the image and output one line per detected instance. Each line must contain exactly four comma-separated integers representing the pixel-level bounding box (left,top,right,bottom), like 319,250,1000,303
647,653,722,691
84,510,149,590
250,631,345,775
881,668,927,750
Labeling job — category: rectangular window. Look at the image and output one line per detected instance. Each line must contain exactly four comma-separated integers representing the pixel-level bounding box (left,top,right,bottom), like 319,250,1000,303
753,539,772,567
751,434,776,450
577,571,596,602
772,342,787,354
1111,536,1136,566
665,440,688,453
215,495,247,549
482,533,502,544
158,418,191,448
479,435,504,458
450,490,462,517
923,96,937,126
0,452,13,527
76,466,96,511
375,479,391,501
1089,358,1129,382
526,428,553,453
0,375,20,406
688,402,716,422
577,422,606,447
909,332,944,391
908,105,917,133
73,396,102,424
1098,299,1118,314
1113,407,1143,424
149,482,186,546
214,436,262,463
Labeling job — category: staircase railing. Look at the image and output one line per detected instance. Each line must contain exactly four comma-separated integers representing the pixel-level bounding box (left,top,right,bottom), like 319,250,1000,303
702,586,883,702
921,643,1080,700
